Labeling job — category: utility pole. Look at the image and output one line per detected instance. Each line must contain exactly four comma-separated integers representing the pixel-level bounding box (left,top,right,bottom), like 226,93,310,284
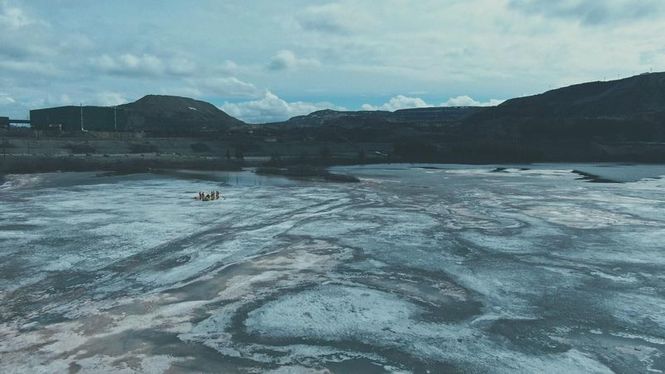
80,103,84,132
114,106,117,131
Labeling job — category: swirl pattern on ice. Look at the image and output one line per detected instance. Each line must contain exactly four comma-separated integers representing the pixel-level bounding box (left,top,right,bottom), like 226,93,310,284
1,165,665,373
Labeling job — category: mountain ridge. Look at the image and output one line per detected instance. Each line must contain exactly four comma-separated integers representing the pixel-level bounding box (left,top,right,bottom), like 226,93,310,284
267,106,484,128
460,72,665,143
473,72,665,119
119,94,245,133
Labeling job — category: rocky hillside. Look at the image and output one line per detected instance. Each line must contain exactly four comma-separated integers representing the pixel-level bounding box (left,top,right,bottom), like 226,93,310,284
271,107,482,128
465,73,665,141
486,72,665,118
252,72,665,162
120,95,245,134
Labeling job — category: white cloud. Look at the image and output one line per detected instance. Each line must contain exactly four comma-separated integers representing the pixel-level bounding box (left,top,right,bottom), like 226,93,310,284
0,2,34,29
0,2,54,60
296,3,362,34
221,91,344,123
442,95,504,107
508,0,665,25
361,95,431,111
362,94,504,111
31,94,74,108
91,53,164,76
94,92,128,106
227,91,503,122
0,92,16,105
196,77,263,99
268,50,320,71
168,57,197,75
90,53,197,77
215,60,240,74
0,60,59,75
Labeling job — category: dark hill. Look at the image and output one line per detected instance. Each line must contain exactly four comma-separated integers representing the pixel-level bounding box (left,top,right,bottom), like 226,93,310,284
120,95,245,134
481,72,665,118
392,106,484,123
465,73,665,142
271,106,482,128
256,72,665,163
275,109,393,128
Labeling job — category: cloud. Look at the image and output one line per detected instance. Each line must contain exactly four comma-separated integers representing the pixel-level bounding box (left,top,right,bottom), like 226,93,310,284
167,57,197,75
361,95,430,111
442,95,504,107
508,0,665,25
31,94,75,108
296,3,353,34
0,1,34,29
221,91,344,123
214,60,241,74
195,77,263,99
268,50,320,71
1,1,664,120
0,92,16,105
0,2,53,60
91,53,164,76
295,2,374,35
90,53,196,77
94,92,128,106
228,91,504,123
0,60,60,76
362,94,504,111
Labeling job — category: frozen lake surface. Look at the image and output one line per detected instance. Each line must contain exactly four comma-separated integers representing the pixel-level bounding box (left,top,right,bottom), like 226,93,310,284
1,164,665,373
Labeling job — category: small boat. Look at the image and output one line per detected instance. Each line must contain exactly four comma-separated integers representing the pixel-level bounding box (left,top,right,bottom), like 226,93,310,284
194,193,223,201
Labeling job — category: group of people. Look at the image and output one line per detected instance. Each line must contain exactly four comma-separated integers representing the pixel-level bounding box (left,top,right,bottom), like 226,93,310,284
196,191,222,201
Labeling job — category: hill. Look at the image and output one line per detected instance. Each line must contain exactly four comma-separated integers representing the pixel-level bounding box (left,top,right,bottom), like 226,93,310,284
21,73,665,164
120,95,245,134
249,72,665,162
465,73,665,142
271,106,482,128
480,72,665,118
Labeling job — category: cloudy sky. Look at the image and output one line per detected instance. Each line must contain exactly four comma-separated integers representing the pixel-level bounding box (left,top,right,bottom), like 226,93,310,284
1,0,664,123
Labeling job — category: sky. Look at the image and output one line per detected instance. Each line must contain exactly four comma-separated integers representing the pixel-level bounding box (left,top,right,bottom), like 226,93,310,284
1,0,664,123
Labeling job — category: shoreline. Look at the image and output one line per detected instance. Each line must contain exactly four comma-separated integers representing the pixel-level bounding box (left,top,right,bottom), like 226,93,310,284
0,154,244,174
3,153,665,178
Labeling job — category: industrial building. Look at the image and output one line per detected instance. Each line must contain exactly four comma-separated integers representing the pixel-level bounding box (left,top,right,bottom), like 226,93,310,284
30,106,127,132
0,116,8,129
